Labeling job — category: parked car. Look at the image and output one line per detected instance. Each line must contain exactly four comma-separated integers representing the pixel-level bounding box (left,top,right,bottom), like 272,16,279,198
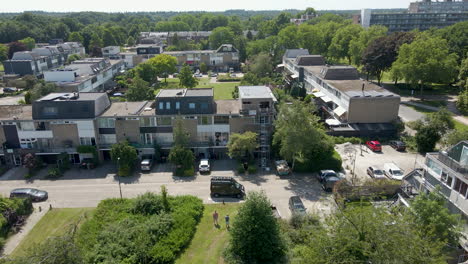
210,177,245,198
389,140,406,151
318,170,337,182
230,73,237,77
367,165,386,179
80,158,95,169
209,72,218,77
322,174,342,192
10,188,48,202
140,159,154,171
113,92,124,97
275,160,290,176
3,87,18,93
194,73,203,78
199,159,210,173
289,196,306,214
366,141,382,152
384,163,404,180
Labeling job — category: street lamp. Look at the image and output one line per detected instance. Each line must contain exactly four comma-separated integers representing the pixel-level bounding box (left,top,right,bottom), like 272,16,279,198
117,157,123,199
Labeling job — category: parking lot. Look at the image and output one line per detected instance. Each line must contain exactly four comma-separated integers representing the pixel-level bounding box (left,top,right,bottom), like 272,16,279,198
336,143,424,183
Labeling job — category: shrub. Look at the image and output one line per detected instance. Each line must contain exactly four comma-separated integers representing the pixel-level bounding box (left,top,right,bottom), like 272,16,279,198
295,150,342,172
24,173,33,179
0,167,7,177
237,164,245,174
331,136,362,145
183,168,194,177
247,165,257,174
132,192,164,215
47,167,62,178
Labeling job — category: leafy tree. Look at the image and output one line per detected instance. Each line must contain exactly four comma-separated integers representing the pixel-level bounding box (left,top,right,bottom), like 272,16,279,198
102,29,117,47
410,189,462,247
178,64,198,88
442,129,468,147
7,42,27,59
200,62,208,74
26,82,58,103
148,54,177,83
458,55,468,89
414,108,455,153
328,24,363,64
362,32,417,85
209,27,235,49
277,25,301,49
126,36,135,46
457,88,468,115
22,75,37,90
227,131,258,162
88,33,103,51
273,100,336,171
433,21,468,62
0,44,8,62
240,72,260,85
349,25,387,66
66,54,81,64
110,141,138,176
173,117,190,147
126,77,153,101
225,191,286,264
168,118,194,176
68,32,84,43
391,34,459,94
22,153,41,175
249,52,273,78
135,62,158,84
18,37,35,50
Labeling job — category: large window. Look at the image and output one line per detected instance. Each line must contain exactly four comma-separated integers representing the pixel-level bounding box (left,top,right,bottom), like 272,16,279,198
99,134,117,145
176,102,180,110
98,118,115,128
198,116,212,125
17,122,35,131
80,137,96,146
189,103,195,109
454,177,468,198
140,117,156,127
141,133,157,145
214,116,229,124
159,102,164,110
166,102,171,110
157,117,172,126
42,107,58,116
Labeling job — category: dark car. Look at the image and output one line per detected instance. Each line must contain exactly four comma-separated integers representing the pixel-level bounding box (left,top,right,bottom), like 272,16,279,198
389,140,406,151
318,170,337,182
10,188,48,202
322,176,342,192
366,141,382,152
210,177,245,199
289,196,306,214
3,87,18,93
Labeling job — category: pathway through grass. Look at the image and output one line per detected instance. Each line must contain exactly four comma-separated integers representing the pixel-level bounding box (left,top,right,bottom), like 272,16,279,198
11,208,94,257
176,203,240,264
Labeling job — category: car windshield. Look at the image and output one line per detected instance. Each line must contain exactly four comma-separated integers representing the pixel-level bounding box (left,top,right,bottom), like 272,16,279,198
374,170,384,175
393,170,403,176
201,165,208,167
234,182,242,189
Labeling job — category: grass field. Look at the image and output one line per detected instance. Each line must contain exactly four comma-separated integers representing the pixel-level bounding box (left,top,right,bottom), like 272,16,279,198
11,208,94,257
159,77,238,100
0,63,4,72
406,104,468,131
412,100,447,108
176,203,240,264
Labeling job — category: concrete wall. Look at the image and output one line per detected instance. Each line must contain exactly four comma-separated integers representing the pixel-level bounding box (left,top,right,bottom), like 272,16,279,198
0,126,6,146
115,119,140,143
347,97,400,123
229,117,256,134
51,124,79,147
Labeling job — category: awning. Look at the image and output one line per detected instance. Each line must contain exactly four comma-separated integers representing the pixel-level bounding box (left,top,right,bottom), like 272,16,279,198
276,64,284,68
333,106,347,116
313,92,324,97
291,74,298,79
326,119,341,126
321,96,332,103
312,88,320,93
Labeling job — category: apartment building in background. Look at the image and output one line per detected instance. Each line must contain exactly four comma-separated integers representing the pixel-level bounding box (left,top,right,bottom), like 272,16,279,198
355,0,468,32
3,42,85,77
281,49,400,137
0,86,276,167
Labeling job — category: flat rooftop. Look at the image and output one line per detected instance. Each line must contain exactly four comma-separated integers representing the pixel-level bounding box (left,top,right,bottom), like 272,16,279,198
100,101,149,117
327,80,398,98
0,105,32,120
215,100,240,115
238,86,277,100
37,92,107,102
156,88,213,98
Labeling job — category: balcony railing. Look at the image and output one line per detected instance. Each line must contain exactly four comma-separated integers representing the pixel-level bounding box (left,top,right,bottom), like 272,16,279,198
438,152,468,176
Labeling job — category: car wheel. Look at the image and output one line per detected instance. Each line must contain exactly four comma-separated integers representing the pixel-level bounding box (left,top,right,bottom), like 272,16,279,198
213,193,220,198
236,193,242,199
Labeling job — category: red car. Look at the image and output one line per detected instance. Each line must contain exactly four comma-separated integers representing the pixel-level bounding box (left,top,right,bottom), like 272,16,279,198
366,141,382,152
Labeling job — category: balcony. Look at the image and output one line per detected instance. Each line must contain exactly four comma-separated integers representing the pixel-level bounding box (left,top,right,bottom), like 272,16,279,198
438,152,468,176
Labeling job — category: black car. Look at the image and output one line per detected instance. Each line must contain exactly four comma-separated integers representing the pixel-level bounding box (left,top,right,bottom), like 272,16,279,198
289,196,306,214
3,87,18,93
10,188,48,202
389,140,406,151
318,170,337,182
210,177,245,199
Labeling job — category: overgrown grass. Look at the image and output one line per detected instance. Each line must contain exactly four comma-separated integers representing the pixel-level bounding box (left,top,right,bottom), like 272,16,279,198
11,208,94,257
176,203,240,264
157,77,238,100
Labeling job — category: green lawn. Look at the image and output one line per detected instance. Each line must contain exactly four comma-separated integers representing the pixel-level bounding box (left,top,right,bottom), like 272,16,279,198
158,77,238,100
454,120,468,131
405,104,468,131
413,100,447,108
176,203,240,264
11,208,94,257
0,63,4,72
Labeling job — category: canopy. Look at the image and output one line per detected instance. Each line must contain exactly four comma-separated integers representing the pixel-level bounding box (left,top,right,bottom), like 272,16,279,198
333,106,347,117
321,96,332,103
313,92,324,97
325,119,341,126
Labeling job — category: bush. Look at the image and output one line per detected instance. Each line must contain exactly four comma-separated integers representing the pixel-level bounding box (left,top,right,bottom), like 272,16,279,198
47,167,62,178
331,136,362,145
247,165,257,174
0,167,7,177
24,173,33,179
132,192,164,215
217,76,242,82
183,168,194,177
237,164,245,174
294,150,342,172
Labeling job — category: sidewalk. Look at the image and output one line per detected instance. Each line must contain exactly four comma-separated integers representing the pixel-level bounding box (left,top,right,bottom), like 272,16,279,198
1,205,47,256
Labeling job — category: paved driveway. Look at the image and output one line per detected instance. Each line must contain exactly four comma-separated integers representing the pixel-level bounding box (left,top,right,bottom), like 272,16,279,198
0,160,336,219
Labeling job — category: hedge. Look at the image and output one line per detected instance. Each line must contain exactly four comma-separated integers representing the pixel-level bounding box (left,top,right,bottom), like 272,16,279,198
294,150,342,172
0,196,33,250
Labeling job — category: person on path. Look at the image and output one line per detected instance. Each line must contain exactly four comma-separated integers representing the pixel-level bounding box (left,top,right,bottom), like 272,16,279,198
225,214,230,229
213,210,219,226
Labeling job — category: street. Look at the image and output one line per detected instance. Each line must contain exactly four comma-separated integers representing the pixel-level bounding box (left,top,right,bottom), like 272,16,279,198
0,161,336,220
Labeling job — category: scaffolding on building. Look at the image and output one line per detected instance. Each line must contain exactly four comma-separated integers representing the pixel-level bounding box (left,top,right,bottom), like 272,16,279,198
258,108,273,170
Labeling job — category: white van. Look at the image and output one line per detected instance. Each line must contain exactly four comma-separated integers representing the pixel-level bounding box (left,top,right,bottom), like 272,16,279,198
383,163,404,180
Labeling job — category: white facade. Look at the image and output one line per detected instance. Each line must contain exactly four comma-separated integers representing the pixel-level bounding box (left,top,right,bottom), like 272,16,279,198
361,9,372,28
44,70,78,82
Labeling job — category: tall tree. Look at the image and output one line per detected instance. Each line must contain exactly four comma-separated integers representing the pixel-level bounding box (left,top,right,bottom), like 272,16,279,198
18,37,35,51
209,27,235,49
102,29,117,47
68,32,84,43
178,64,198,88
126,77,153,101
148,54,177,83
391,34,458,94
7,42,27,59
135,62,158,84
349,25,387,66
110,141,138,176
0,43,8,62
328,24,363,64
249,52,273,78
88,33,103,51
225,191,286,264
168,118,194,176
227,131,258,162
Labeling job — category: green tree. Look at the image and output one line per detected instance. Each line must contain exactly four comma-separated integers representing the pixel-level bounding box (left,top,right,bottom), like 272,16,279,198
457,88,468,115
209,27,235,49
277,25,301,49
391,34,459,94
414,108,455,153
328,24,363,64
442,129,468,147
349,25,387,66
178,64,198,88
173,117,190,147
68,32,84,43
168,118,194,176
0,44,8,62
22,75,37,90
148,54,177,83
18,37,35,50
227,131,258,162
225,191,286,264
110,141,138,176
66,54,81,64
249,52,274,78
199,62,208,74
458,55,468,89
126,77,153,101
126,36,135,46
88,33,103,50
27,82,58,103
135,62,158,84
102,29,117,47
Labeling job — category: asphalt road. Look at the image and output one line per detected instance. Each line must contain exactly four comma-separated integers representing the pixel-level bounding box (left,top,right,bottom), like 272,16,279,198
398,104,425,122
0,162,336,219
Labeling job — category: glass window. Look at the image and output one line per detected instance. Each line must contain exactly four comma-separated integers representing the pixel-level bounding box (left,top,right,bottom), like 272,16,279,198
166,102,171,109
80,137,95,146
99,134,117,144
98,118,115,128
17,122,35,131
176,102,180,110
140,117,156,127
189,103,195,109
42,107,58,116
157,117,172,126
201,103,208,110
214,115,229,124
198,116,212,125
159,102,164,110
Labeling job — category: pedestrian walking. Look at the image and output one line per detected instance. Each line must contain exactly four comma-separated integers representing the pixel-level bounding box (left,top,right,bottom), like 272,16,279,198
225,214,230,229
213,210,219,226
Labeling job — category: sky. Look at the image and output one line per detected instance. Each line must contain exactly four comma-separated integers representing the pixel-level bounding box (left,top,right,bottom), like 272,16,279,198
2,0,414,13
